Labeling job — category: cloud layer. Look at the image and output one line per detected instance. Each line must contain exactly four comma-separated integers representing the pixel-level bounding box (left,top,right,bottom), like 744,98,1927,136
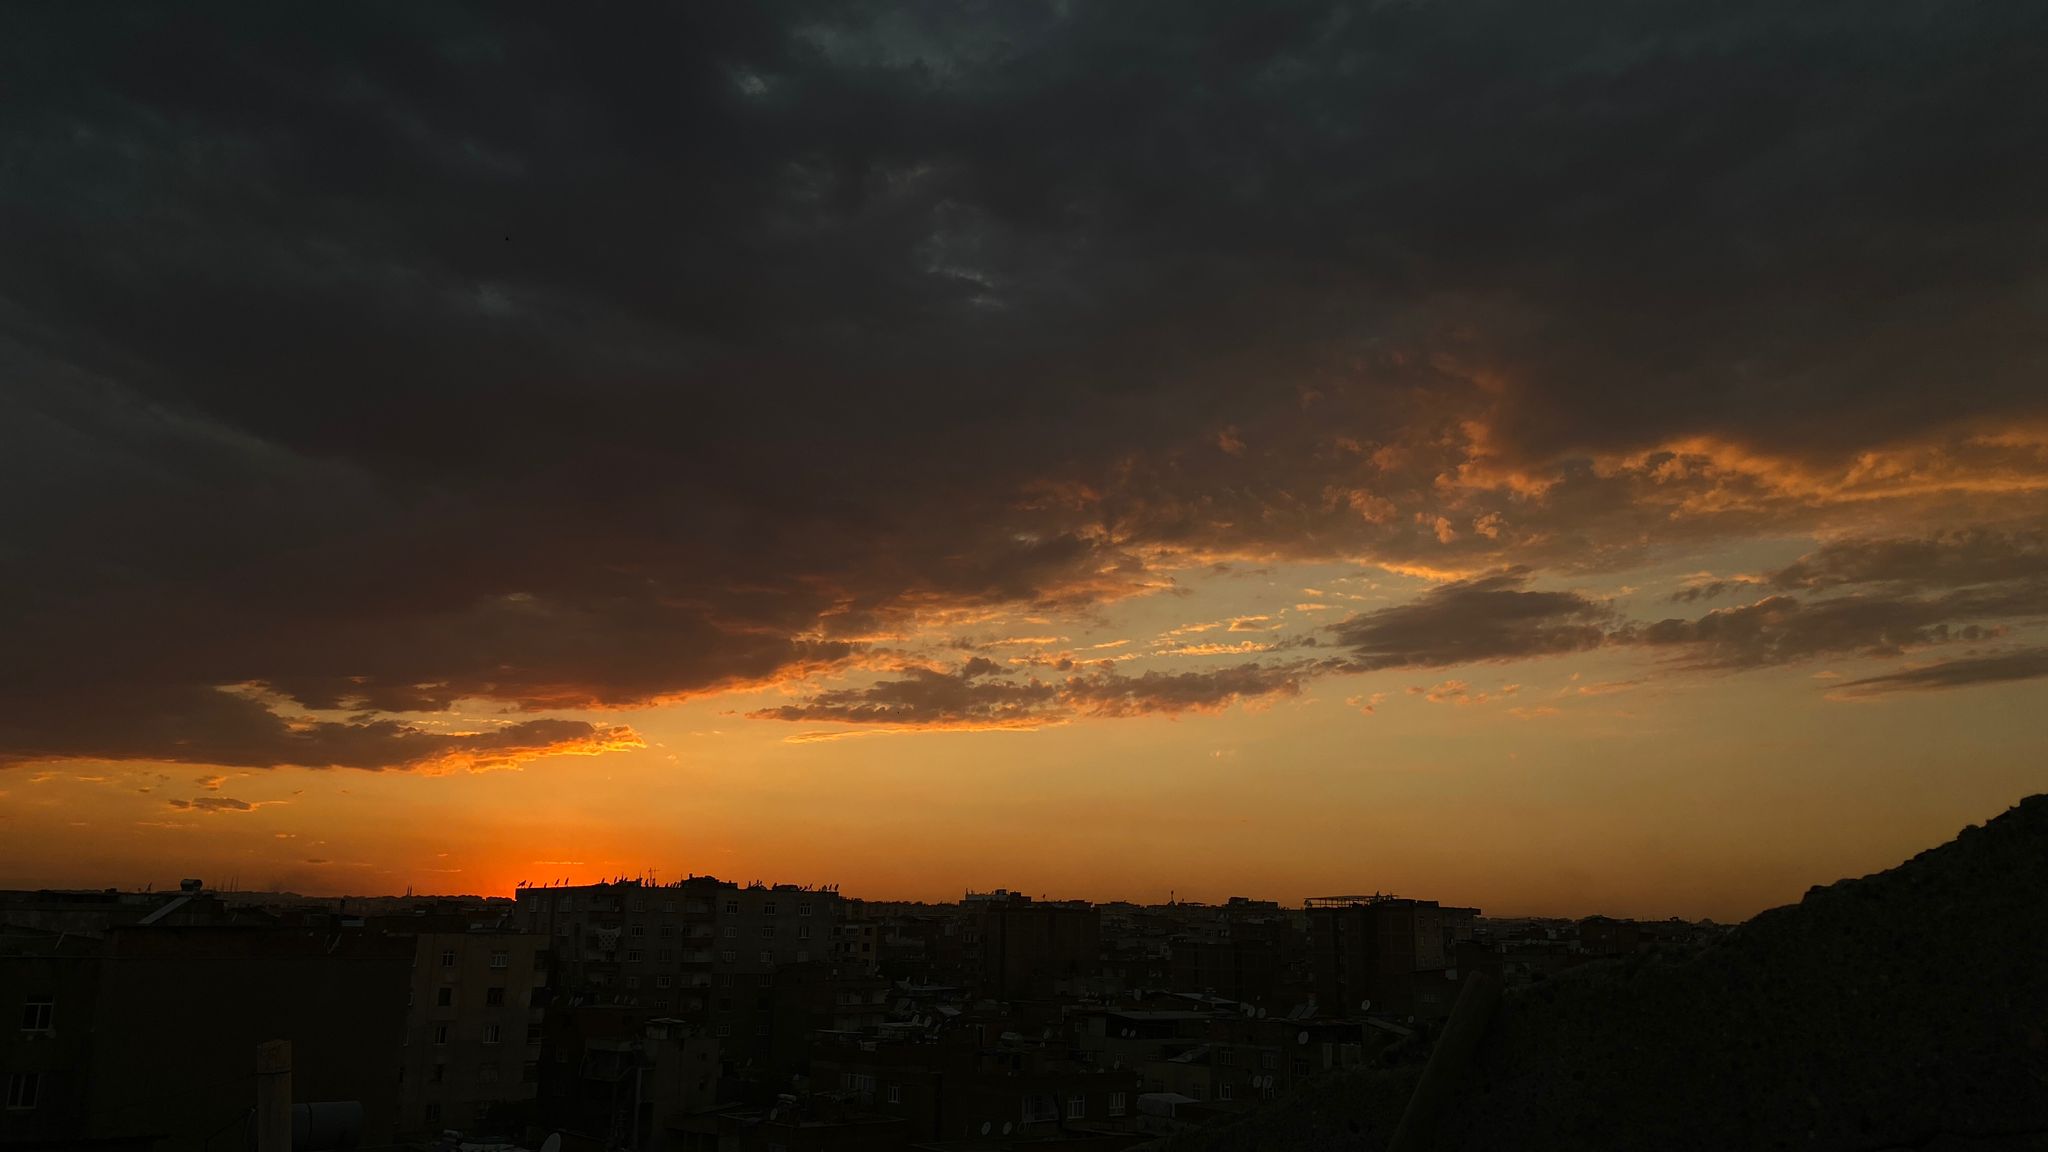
3,2,2046,768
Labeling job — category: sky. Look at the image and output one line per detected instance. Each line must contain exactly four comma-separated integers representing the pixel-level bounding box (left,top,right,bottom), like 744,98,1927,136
1,1,2044,922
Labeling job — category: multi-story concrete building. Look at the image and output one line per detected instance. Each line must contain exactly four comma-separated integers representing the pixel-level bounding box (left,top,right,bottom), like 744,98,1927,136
396,927,551,1136
1,891,414,1152
1307,895,1467,1019
513,877,842,1074
811,1030,1141,1145
968,891,1101,999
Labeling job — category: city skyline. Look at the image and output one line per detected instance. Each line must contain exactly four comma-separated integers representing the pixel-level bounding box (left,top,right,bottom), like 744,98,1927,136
4,3,2045,925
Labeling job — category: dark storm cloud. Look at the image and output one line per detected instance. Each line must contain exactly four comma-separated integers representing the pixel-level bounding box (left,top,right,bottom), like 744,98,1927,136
1063,662,1316,718
1622,579,2043,669
1630,530,2048,667
167,796,255,813
1768,528,2048,592
4,1,2047,767
0,684,638,772
1669,582,1737,604
1828,649,2048,698
749,659,1313,729
1329,570,1613,669
747,667,1062,728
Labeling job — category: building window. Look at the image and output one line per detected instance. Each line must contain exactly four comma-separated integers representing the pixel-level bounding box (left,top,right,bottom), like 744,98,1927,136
1109,1092,1126,1117
485,987,506,1008
797,924,810,940
20,996,54,1032
627,949,643,963
490,950,509,968
763,902,777,916
759,925,776,938
721,951,736,964
659,924,674,938
724,900,739,915
522,1061,539,1083
656,976,674,989
716,974,733,987
6,1072,39,1110
653,999,669,1011
887,1084,901,1105
657,949,673,963
631,924,645,937
434,1025,449,1046
624,976,640,990
662,900,675,914
795,950,809,962
478,1064,500,1083
526,1023,543,1043
758,951,772,964
424,1102,441,1123
440,950,456,967
1067,1094,1086,1119
481,1024,501,1045
430,1064,446,1084
437,987,454,1007
1023,1094,1058,1123
757,973,774,988
722,925,737,938
799,902,812,917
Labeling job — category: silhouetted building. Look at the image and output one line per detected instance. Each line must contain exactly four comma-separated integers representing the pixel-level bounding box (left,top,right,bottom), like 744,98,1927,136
0,892,413,1152
968,892,1100,999
396,927,551,1136
811,1030,1139,1145
1577,915,1642,956
1307,895,1467,1019
515,877,842,1077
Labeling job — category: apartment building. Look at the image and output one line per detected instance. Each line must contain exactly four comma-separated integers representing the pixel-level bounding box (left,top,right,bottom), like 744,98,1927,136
397,927,551,1136
513,877,842,1072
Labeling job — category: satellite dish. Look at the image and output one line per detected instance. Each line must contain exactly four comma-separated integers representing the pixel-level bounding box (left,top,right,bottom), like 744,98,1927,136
1360,1000,1372,1012
981,1123,992,1135
1003,1123,1014,1135
1257,1007,1267,1018
1297,1031,1309,1045
541,1136,562,1152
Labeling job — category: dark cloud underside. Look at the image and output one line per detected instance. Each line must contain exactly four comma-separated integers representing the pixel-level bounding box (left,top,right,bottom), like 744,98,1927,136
1828,649,2048,697
3,1,2046,767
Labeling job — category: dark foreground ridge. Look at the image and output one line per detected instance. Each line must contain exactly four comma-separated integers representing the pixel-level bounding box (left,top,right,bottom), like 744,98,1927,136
1152,794,2048,1152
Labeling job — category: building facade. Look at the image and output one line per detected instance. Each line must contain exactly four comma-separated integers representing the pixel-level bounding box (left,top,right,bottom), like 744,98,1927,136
397,928,551,1136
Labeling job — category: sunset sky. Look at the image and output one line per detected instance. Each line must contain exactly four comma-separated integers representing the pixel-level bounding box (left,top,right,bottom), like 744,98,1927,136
3,2,2043,922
